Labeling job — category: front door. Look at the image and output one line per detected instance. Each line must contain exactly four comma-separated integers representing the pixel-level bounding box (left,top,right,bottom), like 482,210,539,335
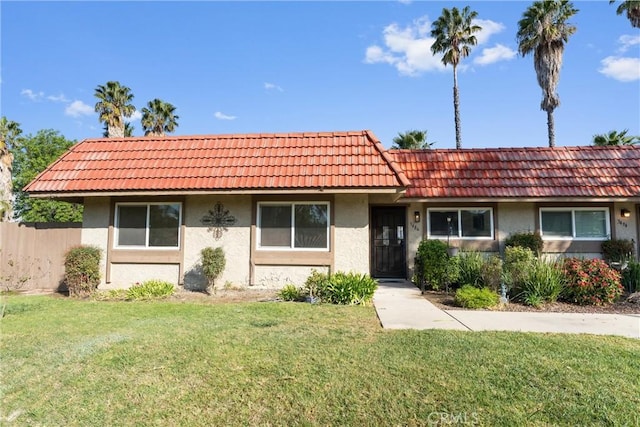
371,207,406,278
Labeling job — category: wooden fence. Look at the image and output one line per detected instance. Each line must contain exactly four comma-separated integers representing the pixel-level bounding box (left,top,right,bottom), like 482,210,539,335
0,222,81,291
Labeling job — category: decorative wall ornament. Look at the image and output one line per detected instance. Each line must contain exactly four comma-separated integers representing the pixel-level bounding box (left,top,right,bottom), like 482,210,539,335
200,202,237,240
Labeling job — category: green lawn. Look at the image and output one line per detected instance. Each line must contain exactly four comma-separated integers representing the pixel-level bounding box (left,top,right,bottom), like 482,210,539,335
1,295,639,426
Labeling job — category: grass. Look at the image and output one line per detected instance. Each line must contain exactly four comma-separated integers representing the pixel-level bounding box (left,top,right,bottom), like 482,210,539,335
1,295,639,426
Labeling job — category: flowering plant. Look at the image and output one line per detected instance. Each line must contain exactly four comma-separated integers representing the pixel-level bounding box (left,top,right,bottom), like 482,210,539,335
563,258,623,305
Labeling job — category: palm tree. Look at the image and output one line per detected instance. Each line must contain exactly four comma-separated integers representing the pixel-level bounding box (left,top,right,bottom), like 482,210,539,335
517,0,578,148
141,99,179,137
94,81,136,138
430,6,482,150
593,129,640,146
102,122,134,138
0,117,22,221
391,130,434,149
610,0,640,28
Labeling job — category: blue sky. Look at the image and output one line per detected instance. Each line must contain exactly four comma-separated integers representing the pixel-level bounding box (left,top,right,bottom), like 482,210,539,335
2,1,639,149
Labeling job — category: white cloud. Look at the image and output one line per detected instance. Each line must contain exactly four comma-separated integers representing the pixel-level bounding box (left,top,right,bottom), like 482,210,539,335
473,19,505,46
618,34,640,53
599,56,640,82
264,82,284,92
47,93,69,103
65,100,94,117
21,89,44,101
214,111,237,120
127,110,142,122
473,44,517,65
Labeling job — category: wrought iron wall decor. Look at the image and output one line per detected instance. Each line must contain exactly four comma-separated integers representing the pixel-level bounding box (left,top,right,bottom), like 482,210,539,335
200,202,237,240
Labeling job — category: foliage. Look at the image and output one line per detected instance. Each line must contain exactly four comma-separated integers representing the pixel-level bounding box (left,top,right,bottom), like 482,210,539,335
1,117,22,222
303,270,377,305
200,247,226,293
505,231,543,256
481,255,504,292
517,0,578,147
503,246,536,291
64,245,102,297
278,284,304,302
563,258,623,305
11,129,83,222
512,258,565,307
454,285,499,309
415,239,458,291
601,239,634,263
141,98,180,136
391,130,433,149
610,0,640,28
126,280,175,300
592,129,640,146
94,81,136,138
430,6,482,149
457,251,484,288
304,269,330,299
622,260,640,293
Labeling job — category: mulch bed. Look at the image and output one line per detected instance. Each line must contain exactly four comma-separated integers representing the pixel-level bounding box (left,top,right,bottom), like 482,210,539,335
422,290,640,315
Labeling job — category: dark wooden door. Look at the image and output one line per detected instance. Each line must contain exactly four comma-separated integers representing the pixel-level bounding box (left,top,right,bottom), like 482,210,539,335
371,207,406,278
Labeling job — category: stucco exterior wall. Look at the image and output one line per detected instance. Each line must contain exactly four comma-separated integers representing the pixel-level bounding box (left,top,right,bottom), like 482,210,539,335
107,264,180,289
496,202,537,252
613,202,638,255
253,265,330,288
333,194,369,274
81,197,110,287
406,202,424,279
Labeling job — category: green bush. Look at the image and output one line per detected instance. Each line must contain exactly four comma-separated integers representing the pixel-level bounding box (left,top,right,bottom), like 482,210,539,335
278,284,303,302
304,269,330,300
457,251,484,288
563,258,623,305
454,285,499,309
304,270,377,305
601,239,634,263
64,245,102,297
503,246,535,292
505,232,543,256
126,280,175,300
481,255,503,292
512,259,565,307
622,260,640,293
414,240,458,291
201,247,226,293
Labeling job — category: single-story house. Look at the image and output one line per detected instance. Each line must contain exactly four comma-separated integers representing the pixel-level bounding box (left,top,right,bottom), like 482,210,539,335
25,130,640,289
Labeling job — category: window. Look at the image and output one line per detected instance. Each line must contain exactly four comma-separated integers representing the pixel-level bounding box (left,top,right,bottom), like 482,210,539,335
258,202,329,250
115,203,181,248
540,208,609,240
427,208,493,239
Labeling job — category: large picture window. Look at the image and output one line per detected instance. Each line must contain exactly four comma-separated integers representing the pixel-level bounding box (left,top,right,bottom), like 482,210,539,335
427,208,494,239
115,203,181,248
258,202,329,250
540,208,609,240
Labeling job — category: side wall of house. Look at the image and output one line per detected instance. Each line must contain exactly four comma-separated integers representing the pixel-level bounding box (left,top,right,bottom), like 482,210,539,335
82,197,111,287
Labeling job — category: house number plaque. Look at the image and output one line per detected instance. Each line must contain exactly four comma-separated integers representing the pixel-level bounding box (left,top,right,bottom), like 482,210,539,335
200,202,237,240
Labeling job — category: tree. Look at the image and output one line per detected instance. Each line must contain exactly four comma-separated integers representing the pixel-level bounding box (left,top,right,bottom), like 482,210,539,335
0,117,22,221
391,130,434,149
141,98,179,137
102,122,134,138
430,6,482,150
517,0,578,148
11,130,83,222
592,129,640,146
94,81,136,138
610,0,640,28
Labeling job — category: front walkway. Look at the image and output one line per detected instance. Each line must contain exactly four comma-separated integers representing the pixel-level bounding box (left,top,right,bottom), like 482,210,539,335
373,280,640,339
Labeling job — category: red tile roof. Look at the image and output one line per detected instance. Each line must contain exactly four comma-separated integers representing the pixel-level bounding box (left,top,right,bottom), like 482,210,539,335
25,131,410,195
391,145,640,200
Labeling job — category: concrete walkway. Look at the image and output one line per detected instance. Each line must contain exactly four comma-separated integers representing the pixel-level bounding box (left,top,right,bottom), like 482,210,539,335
373,280,640,339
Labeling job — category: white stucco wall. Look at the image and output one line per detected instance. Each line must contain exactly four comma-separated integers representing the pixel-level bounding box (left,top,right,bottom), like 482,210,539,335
81,197,111,287
253,265,330,288
496,202,537,252
107,264,180,289
406,202,424,279
613,202,638,247
333,194,369,274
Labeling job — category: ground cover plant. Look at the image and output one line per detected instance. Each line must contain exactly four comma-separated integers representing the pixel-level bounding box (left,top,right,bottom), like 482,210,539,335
1,295,639,426
454,285,499,309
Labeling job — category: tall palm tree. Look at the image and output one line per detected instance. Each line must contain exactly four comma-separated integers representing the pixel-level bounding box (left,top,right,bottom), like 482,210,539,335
610,0,640,28
593,129,640,146
94,81,136,138
430,6,482,150
141,99,179,137
0,117,22,221
102,122,134,138
391,130,434,149
517,0,578,148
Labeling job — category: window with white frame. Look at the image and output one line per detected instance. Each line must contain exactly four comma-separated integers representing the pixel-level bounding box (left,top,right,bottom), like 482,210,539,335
539,208,610,239
115,203,181,248
427,208,494,239
257,202,329,250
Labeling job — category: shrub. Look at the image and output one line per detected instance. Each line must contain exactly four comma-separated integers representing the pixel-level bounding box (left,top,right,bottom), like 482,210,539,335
505,232,543,256
278,284,303,302
622,260,640,293
512,259,565,307
601,239,634,263
481,255,503,292
457,251,484,288
454,285,499,309
126,280,175,300
503,246,535,292
304,270,377,305
201,247,226,293
304,269,330,299
563,258,623,305
64,245,102,297
414,240,458,291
